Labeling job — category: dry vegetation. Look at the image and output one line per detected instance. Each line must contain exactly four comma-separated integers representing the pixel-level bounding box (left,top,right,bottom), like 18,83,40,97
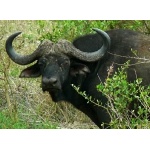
0,20,98,129
0,20,150,129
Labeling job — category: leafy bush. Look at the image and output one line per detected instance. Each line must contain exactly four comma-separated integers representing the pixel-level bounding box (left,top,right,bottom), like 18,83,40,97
0,20,150,128
97,61,150,128
73,61,150,128
38,20,147,42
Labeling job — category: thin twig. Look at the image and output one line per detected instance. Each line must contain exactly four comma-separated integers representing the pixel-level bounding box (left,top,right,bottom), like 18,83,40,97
108,51,150,61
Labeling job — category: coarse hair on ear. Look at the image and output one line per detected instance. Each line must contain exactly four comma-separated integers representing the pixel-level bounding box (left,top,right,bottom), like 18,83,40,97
70,62,90,77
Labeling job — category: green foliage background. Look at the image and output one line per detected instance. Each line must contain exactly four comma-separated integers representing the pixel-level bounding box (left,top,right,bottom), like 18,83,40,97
0,20,150,128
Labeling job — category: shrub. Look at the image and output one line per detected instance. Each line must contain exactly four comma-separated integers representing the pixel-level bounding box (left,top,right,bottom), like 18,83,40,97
97,61,150,128
72,61,150,128
0,20,150,128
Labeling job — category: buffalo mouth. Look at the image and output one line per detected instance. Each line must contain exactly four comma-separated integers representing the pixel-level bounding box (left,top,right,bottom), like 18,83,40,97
41,78,65,101
41,86,63,102
48,89,66,102
42,86,60,92
42,82,62,93
42,85,65,102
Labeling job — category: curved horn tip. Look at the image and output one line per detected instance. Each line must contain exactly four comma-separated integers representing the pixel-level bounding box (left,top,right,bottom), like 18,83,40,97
7,31,22,40
92,28,111,43
6,32,22,44
14,31,22,37
92,28,103,33
16,31,22,34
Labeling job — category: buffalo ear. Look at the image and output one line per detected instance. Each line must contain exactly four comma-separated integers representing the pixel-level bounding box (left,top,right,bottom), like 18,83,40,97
19,63,41,78
70,62,90,76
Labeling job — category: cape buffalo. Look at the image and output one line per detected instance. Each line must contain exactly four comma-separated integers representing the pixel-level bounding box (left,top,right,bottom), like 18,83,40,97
5,28,150,128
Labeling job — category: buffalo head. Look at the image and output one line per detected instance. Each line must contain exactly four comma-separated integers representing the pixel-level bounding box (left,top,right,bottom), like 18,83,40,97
5,29,110,101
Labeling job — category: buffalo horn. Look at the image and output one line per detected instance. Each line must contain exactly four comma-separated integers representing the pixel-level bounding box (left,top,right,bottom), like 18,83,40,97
5,32,46,65
56,28,111,62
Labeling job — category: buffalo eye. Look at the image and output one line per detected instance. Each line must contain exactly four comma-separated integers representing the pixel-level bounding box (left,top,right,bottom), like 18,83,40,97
63,59,70,66
38,58,47,68
65,60,69,65
59,60,70,71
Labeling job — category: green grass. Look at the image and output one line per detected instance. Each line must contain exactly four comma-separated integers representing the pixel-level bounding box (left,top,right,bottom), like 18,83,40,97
0,110,57,129
0,20,150,129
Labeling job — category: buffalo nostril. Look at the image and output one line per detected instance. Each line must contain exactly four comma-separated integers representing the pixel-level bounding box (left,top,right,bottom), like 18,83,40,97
42,77,61,90
42,77,49,84
42,77,57,85
49,77,57,84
